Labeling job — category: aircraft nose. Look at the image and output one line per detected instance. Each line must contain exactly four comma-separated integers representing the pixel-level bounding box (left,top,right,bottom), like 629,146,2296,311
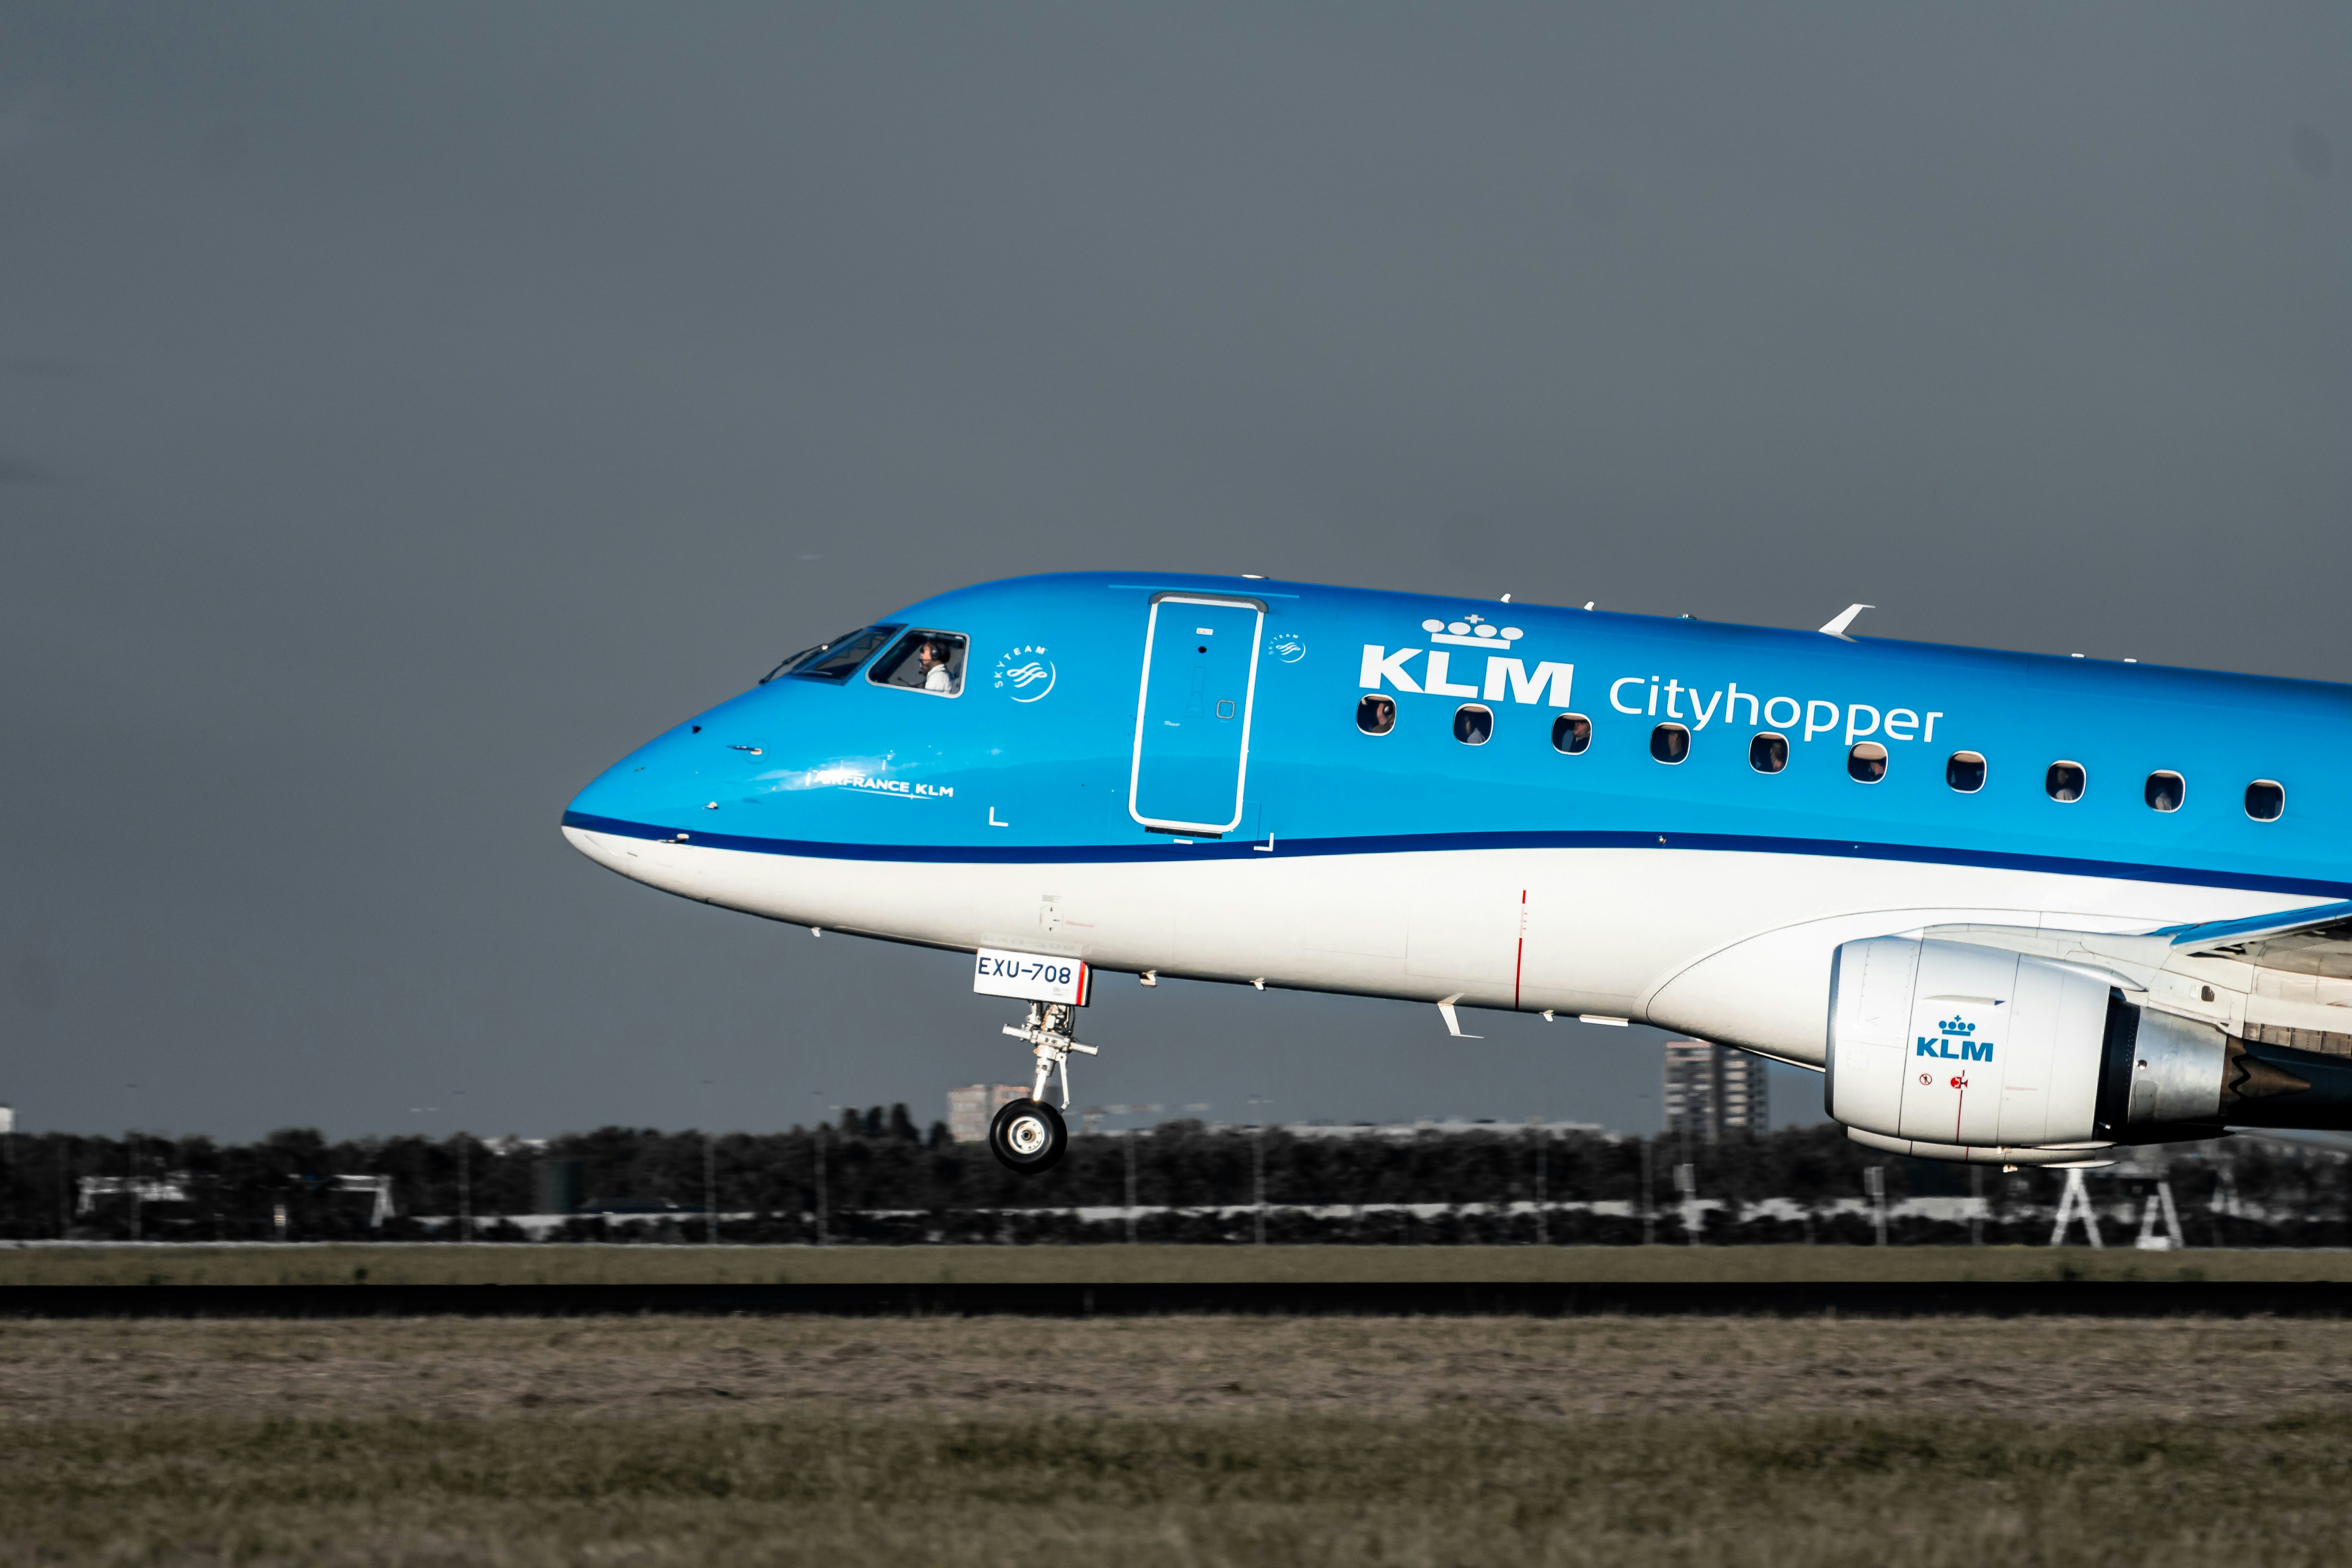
560,811,633,873
560,758,720,900
561,682,786,887
561,773,654,876
560,725,705,879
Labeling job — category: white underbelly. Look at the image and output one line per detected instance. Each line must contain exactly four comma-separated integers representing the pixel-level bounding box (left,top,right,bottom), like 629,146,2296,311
561,826,2309,1068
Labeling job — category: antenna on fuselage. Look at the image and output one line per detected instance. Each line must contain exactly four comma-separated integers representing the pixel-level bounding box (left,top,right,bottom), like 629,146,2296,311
1819,603,1874,641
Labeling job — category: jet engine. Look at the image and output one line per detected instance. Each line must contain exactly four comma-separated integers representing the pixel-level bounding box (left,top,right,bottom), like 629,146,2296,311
1825,937,2232,1165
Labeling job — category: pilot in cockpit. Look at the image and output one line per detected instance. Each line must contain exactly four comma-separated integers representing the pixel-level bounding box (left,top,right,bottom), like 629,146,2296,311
868,628,965,695
916,639,956,693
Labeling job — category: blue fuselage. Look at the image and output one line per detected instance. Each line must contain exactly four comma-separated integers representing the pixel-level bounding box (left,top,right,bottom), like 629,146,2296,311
565,571,2347,900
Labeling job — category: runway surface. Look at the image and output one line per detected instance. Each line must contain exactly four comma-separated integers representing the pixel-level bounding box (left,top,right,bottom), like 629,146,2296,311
5,1312,2349,1565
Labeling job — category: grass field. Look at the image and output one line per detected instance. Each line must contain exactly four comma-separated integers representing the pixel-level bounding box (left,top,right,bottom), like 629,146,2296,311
5,1240,2352,1287
2,1315,2350,1564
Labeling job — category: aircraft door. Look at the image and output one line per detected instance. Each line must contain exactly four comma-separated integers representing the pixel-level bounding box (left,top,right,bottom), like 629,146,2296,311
1129,594,1265,834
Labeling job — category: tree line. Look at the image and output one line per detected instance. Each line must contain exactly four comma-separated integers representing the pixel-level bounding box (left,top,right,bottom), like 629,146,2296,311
2,1110,2341,1245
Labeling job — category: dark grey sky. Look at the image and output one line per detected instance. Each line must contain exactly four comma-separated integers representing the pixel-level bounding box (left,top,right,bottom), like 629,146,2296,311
2,5,2345,1142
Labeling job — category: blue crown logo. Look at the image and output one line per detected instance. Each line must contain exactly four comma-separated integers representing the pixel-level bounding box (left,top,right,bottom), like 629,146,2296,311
1938,1018,1977,1036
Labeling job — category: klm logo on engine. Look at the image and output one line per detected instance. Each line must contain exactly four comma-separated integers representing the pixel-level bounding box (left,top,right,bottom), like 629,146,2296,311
1916,1017,1993,1063
1360,615,1574,707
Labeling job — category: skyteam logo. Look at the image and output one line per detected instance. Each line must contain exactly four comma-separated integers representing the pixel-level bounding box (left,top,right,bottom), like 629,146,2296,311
992,645,1057,703
1360,613,1573,707
1916,1016,1994,1063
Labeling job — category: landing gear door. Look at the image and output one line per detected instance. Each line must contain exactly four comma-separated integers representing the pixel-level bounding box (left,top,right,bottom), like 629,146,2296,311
1128,594,1265,835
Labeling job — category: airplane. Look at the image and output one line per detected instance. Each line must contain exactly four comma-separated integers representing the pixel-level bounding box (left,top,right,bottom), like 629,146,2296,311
562,571,2352,1174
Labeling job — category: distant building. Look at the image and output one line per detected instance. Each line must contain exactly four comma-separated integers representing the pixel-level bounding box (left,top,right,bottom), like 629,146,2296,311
947,1084,1029,1143
534,1157,585,1215
75,1174,191,1213
1662,1039,1770,1142
1719,1048,1770,1136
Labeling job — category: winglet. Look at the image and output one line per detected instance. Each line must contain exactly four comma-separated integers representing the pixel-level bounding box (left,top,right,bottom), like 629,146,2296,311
1436,994,1483,1039
1819,604,1873,640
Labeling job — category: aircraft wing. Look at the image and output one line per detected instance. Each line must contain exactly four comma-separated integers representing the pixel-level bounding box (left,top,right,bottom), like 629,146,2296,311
1916,900,2352,988
1911,901,2352,1072
2156,901,2352,979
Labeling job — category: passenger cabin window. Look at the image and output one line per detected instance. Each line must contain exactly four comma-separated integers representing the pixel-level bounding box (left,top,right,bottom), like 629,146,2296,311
1847,742,1888,783
2144,771,2185,813
1650,723,1689,764
1357,695,1396,736
1946,752,1986,793
777,624,903,683
2246,780,2285,821
1551,713,1591,755
1749,733,1788,774
2046,762,2087,803
1453,704,1493,745
867,629,968,696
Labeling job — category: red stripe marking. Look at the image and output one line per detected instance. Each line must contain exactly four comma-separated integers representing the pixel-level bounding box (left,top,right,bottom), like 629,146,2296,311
1514,889,1527,1011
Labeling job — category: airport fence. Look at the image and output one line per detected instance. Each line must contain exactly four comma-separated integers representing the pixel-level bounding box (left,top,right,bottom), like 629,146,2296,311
0,1116,2342,1246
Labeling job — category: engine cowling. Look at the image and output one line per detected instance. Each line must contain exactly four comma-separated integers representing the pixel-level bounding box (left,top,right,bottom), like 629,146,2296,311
1826,937,2227,1164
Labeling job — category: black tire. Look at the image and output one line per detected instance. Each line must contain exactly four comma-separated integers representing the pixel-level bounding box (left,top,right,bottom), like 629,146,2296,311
988,1098,1067,1174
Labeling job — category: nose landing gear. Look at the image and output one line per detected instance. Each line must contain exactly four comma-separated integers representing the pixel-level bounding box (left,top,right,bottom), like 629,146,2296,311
988,1001,1097,1174
989,1097,1066,1174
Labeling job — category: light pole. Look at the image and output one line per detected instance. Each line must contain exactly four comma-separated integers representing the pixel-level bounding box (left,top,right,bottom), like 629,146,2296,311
407,1105,442,1238
1639,1138,1655,1246
701,1079,718,1246
1248,1095,1271,1245
124,1083,140,1242
1530,1119,1549,1247
809,1094,834,1247
453,1089,471,1243
1126,1123,1144,1246
1105,1104,1163,1245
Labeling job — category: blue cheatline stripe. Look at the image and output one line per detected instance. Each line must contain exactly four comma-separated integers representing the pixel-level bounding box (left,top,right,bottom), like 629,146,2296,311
559,810,2352,900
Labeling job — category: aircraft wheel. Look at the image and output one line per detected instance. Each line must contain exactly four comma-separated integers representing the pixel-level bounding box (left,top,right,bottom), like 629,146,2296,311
989,1098,1067,1175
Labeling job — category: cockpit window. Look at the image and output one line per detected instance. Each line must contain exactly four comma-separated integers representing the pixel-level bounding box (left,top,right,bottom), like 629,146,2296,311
868,629,968,697
759,647,825,683
765,624,903,684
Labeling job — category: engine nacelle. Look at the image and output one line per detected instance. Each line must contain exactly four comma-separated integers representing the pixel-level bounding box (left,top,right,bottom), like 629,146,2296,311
1826,937,2227,1164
